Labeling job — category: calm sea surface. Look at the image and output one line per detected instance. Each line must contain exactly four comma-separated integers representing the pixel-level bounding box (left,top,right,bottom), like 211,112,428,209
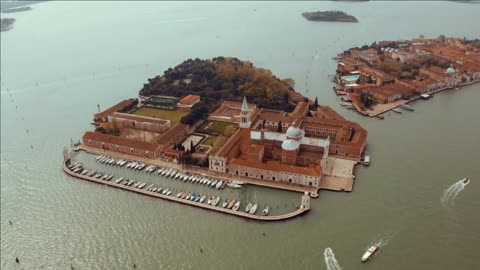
1,1,479,269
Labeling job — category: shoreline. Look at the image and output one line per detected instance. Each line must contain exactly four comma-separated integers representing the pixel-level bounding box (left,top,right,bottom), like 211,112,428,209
62,157,310,221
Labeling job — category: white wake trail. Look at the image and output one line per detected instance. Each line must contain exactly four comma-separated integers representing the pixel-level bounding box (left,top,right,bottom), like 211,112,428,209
324,248,342,270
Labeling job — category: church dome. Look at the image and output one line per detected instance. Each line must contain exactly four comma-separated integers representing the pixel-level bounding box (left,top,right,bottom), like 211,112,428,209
281,139,300,151
286,123,302,139
446,66,456,74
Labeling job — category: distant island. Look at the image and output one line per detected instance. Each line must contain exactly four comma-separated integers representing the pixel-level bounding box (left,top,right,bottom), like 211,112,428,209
302,11,358,22
334,35,480,118
1,18,15,32
1,6,32,13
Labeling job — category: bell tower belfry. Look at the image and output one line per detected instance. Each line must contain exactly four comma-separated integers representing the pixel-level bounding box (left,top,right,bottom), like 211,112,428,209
239,96,251,153
239,96,251,128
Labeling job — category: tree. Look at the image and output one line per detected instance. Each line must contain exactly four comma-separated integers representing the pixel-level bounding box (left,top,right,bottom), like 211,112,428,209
190,140,195,153
314,97,319,108
438,34,446,43
419,34,425,39
277,121,282,132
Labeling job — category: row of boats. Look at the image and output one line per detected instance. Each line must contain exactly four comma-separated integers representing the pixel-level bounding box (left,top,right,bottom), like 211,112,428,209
95,155,243,190
69,160,269,216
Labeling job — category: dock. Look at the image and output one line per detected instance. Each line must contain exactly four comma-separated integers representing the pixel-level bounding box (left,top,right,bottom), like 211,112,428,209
62,158,310,222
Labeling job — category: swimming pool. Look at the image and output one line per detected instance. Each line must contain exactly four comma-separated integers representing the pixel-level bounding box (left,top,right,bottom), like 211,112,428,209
341,75,360,82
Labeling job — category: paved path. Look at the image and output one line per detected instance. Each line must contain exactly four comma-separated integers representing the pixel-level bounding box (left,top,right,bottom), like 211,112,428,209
62,158,309,221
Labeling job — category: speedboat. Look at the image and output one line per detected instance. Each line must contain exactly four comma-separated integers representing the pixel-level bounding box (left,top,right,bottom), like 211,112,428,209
227,199,236,209
463,178,470,185
166,190,172,196
199,195,206,203
152,188,157,192
138,183,146,189
157,168,164,175
116,177,125,184
106,175,113,181
262,206,269,216
232,200,241,211
207,196,214,205
128,180,135,186
212,196,220,206
215,180,223,189
249,203,258,215
88,170,97,177
227,182,242,189
392,108,402,114
222,200,229,208
185,193,192,200
210,180,218,187
156,188,163,193
245,203,253,213
194,194,201,202
361,244,380,262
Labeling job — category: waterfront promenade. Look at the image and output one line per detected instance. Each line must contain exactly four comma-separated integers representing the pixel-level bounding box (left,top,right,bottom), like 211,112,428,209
62,158,309,221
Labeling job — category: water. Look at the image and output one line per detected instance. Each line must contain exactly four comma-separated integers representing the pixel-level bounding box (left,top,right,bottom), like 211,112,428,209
1,1,480,269
324,248,342,270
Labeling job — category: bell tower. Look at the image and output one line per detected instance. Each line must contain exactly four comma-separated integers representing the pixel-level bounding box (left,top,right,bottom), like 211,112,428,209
239,96,251,153
239,96,251,128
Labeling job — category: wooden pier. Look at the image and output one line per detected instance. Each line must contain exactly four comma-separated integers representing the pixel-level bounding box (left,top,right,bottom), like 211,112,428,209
62,159,310,222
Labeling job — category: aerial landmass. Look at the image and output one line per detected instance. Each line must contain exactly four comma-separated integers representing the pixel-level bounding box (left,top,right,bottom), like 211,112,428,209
334,36,480,117
302,11,358,23
63,57,368,220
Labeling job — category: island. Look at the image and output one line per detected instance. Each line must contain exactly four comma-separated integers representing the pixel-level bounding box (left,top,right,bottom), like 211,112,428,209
1,18,15,32
334,35,480,118
62,57,369,220
302,11,358,23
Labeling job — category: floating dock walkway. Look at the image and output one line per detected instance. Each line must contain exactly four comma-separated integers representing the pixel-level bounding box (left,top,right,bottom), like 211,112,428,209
62,159,310,222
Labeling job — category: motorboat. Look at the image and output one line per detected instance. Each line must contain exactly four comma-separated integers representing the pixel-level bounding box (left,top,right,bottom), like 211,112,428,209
180,192,187,199
261,206,269,216
463,178,470,185
162,189,169,195
166,190,172,196
128,180,135,186
123,179,129,185
186,193,192,200
207,179,213,186
212,196,220,206
361,244,380,262
96,155,103,161
152,188,157,192
106,175,113,181
116,177,125,184
249,204,258,215
227,199,236,209
227,182,242,189
392,108,402,114
215,180,223,189
156,188,163,193
222,200,229,208
232,200,241,211
199,195,206,203
194,195,201,202
400,104,414,111
88,170,97,177
177,192,183,198
210,180,218,187
138,183,146,189
245,203,253,213
207,196,214,205
157,168,164,175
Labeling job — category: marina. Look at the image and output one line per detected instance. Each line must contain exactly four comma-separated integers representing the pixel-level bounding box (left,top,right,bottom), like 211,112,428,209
63,152,310,221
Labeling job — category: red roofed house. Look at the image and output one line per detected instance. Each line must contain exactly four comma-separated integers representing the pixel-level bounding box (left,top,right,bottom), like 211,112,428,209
177,95,201,109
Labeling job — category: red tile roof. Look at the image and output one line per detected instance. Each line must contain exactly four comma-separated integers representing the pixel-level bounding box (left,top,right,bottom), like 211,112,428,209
83,131,162,151
178,95,200,105
94,99,136,120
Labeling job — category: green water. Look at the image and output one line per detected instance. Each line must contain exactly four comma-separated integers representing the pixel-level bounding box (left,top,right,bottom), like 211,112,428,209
1,1,479,269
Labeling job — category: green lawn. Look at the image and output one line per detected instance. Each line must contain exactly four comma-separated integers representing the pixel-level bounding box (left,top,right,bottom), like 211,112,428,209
203,137,216,146
199,121,237,136
131,107,189,125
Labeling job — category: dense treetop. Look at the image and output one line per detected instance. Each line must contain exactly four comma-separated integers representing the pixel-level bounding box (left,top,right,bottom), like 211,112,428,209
139,57,298,125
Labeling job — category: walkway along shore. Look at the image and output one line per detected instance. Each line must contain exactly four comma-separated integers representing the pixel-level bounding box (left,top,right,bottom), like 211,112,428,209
62,158,310,222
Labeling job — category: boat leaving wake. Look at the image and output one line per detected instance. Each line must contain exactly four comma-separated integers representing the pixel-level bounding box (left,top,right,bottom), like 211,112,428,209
324,248,342,270
441,179,470,207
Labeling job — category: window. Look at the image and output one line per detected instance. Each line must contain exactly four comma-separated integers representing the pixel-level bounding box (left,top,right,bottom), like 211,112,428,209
130,148,134,153
309,182,312,186
236,171,239,175
272,176,275,181
132,121,135,127
245,173,248,177
289,179,292,183
260,175,263,179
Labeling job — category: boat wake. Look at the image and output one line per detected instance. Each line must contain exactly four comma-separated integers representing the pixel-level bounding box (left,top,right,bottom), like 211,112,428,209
441,179,469,208
324,247,342,270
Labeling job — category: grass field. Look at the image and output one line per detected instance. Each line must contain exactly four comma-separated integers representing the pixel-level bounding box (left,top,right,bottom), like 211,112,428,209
199,121,237,136
203,137,216,146
131,107,189,125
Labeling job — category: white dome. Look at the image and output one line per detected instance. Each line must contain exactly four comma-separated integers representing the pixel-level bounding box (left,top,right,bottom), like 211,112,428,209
446,67,456,74
281,139,300,151
286,126,302,139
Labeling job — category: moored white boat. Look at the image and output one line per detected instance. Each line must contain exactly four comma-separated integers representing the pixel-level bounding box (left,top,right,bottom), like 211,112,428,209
249,203,258,215
212,196,220,206
232,200,241,211
463,177,470,185
261,206,269,216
